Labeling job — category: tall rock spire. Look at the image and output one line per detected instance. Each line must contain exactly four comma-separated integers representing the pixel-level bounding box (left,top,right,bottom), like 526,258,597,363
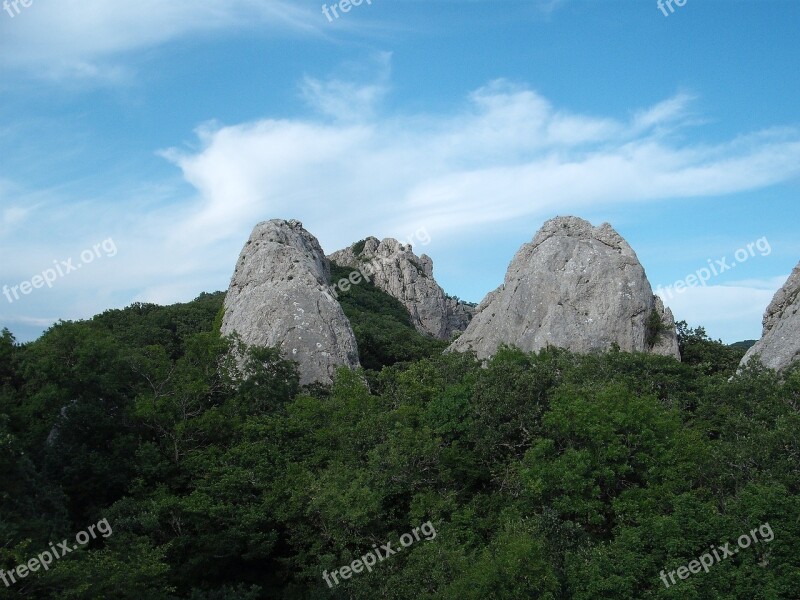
221,219,360,385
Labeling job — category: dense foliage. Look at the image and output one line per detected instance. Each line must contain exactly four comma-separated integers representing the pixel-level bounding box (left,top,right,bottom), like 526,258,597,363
1,292,798,599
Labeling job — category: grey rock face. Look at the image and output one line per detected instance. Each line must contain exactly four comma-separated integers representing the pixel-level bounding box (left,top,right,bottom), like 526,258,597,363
740,260,800,371
445,297,476,339
448,216,680,360
221,219,360,385
329,237,475,339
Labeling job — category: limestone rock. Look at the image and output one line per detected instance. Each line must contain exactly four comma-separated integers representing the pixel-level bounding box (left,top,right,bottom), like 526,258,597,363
329,237,475,339
740,260,800,371
448,216,680,359
221,219,360,385
445,297,477,339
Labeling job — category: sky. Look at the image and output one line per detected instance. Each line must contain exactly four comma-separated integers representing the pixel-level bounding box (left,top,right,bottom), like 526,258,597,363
1,0,798,344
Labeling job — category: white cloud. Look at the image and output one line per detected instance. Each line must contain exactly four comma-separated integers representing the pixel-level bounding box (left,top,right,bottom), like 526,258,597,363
658,277,786,341
1,315,59,328
0,0,321,80
633,92,695,131
300,52,392,122
160,73,800,252
0,204,31,235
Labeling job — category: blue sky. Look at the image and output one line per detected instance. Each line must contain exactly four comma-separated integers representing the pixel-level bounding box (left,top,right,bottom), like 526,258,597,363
1,0,799,343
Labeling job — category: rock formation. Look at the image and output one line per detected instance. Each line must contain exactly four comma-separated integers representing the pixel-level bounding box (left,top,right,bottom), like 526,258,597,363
740,260,800,371
448,216,680,359
221,219,360,385
329,237,475,339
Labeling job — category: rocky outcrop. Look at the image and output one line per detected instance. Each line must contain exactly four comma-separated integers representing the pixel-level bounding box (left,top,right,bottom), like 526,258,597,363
740,260,800,371
448,216,680,359
446,297,476,338
329,237,475,339
221,219,360,385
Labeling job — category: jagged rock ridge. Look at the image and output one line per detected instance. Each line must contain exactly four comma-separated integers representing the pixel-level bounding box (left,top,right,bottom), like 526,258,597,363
221,219,360,385
448,216,680,359
329,237,476,340
740,260,800,371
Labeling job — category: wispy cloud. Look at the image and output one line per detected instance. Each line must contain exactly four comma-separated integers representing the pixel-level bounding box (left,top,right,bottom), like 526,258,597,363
0,0,321,81
2,315,60,328
300,52,392,122
0,205,31,235
161,68,800,250
632,92,697,132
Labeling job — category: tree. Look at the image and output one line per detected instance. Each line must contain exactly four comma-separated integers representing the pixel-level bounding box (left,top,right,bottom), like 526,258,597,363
676,320,746,376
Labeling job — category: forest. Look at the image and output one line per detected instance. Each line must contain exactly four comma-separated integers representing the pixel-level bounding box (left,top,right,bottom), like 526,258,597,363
1,274,798,599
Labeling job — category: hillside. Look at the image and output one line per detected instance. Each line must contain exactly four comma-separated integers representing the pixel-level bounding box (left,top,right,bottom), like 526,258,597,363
1,292,798,599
